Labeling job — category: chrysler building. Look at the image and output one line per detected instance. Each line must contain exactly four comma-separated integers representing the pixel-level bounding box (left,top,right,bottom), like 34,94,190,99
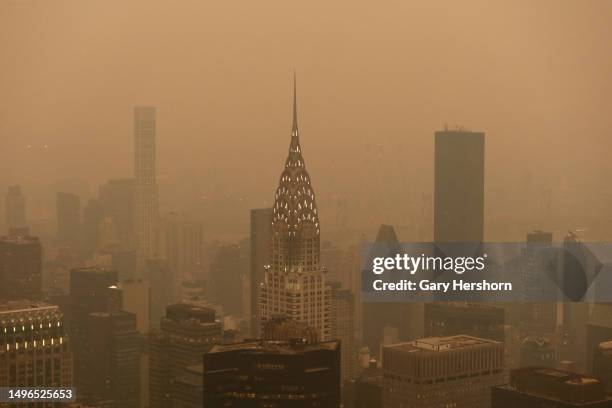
259,78,330,340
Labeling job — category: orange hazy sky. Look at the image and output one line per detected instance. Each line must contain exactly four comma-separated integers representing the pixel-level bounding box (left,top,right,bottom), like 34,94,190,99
1,0,611,239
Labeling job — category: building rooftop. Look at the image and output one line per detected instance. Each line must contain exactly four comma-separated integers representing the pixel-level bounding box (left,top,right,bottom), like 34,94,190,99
71,265,116,274
0,301,57,315
498,366,611,404
387,335,499,354
0,235,39,244
208,339,339,355
599,340,612,354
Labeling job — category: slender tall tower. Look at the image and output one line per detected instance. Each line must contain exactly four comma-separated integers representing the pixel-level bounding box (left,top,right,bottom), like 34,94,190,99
134,106,158,270
259,78,330,340
434,129,485,244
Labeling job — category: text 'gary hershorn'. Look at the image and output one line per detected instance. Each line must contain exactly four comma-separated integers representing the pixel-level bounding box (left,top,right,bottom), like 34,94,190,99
370,254,513,292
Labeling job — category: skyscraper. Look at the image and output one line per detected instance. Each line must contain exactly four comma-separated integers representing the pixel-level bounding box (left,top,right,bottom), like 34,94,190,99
210,242,248,317
83,311,141,408
434,129,485,244
383,335,505,408
424,302,505,342
492,367,612,407
134,106,158,269
99,178,136,250
149,303,222,408
249,207,272,336
0,301,73,389
330,281,358,382
258,79,331,340
4,185,26,232
202,339,341,407
69,266,119,390
0,235,42,300
82,197,105,257
155,212,204,296
57,192,81,246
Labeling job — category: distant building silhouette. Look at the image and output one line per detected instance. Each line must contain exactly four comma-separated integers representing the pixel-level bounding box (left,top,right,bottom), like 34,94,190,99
0,234,42,301
82,197,105,257
210,242,248,317
156,212,205,297
0,301,72,388
4,185,26,232
434,129,485,244
144,258,173,328
203,339,340,407
383,335,505,408
99,178,136,250
57,192,81,247
134,106,158,269
259,79,331,340
492,367,612,407
249,207,272,336
362,224,421,358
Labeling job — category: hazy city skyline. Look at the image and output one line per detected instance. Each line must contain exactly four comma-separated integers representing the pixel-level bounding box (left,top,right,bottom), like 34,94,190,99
2,1,612,240
2,2,612,406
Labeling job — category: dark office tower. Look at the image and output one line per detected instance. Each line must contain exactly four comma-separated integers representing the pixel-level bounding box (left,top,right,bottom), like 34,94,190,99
520,336,555,368
594,341,612,395
0,301,73,388
345,361,383,408
259,79,331,340
434,129,485,243
383,336,505,408
144,258,173,327
172,364,204,408
330,281,358,382
4,185,26,232
0,235,42,300
249,207,272,336
149,303,222,408
210,242,248,316
83,311,140,408
57,192,81,246
134,106,158,269
99,178,136,249
424,302,505,342
69,266,119,389
82,197,104,257
492,367,612,408
203,340,340,407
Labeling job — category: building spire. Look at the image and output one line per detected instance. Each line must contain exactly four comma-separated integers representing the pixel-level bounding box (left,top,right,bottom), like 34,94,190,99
292,71,298,135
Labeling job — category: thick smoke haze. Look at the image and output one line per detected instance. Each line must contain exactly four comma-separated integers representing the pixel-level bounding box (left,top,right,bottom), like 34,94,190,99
1,0,611,240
